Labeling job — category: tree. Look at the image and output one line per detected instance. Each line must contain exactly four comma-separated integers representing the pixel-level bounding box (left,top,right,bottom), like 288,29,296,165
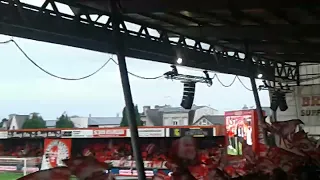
22,113,46,129
120,105,143,127
0,118,7,128
56,113,74,128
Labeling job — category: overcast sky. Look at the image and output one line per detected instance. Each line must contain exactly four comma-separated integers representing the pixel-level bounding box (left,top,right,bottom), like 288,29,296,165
0,1,270,120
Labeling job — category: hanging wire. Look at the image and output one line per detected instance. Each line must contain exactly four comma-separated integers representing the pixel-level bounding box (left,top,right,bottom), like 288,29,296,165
0,39,163,80
110,58,163,80
1,38,255,90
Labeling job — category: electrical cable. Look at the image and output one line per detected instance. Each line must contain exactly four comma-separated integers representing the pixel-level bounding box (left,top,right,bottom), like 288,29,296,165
213,74,237,87
213,73,253,91
0,38,254,89
236,76,253,91
109,58,163,80
0,39,164,80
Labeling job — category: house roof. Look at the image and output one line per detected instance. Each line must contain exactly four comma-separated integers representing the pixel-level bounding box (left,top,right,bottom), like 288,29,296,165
144,105,215,126
158,105,206,113
145,109,163,126
13,115,29,129
88,117,122,126
45,120,57,127
195,115,225,125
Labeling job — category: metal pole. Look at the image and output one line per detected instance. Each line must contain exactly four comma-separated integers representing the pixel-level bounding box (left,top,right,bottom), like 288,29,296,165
245,43,265,123
110,1,146,180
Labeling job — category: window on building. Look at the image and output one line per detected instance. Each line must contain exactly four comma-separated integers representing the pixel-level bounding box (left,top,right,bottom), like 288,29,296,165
173,121,178,125
201,121,208,125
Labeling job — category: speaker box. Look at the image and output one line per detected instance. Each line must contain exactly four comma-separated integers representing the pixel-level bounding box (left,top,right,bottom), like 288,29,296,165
180,82,196,109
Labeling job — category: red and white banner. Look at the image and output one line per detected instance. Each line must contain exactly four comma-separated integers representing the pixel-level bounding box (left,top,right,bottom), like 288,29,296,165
119,169,155,177
107,160,167,169
42,139,72,169
225,110,266,156
93,129,126,137
126,128,165,137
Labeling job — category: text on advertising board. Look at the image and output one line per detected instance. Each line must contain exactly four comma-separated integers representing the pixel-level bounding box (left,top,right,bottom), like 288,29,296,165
61,130,93,138
93,129,126,137
301,96,320,116
7,130,61,138
126,128,165,137
169,128,214,137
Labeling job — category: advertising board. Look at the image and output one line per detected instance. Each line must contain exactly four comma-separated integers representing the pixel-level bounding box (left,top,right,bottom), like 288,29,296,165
169,127,215,137
61,130,93,138
225,110,266,156
93,128,126,137
126,128,165,137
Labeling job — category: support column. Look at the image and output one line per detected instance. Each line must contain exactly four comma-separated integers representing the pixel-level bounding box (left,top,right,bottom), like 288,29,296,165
245,43,265,123
246,43,268,146
110,1,146,180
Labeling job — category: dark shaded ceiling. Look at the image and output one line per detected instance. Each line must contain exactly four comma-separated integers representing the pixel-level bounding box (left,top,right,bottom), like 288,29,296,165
75,0,320,63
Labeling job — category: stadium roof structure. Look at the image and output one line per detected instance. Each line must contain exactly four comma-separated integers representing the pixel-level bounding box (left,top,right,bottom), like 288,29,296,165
1,0,320,179
2,0,320,84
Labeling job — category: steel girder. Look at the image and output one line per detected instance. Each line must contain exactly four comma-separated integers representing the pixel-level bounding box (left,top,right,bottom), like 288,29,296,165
0,0,298,83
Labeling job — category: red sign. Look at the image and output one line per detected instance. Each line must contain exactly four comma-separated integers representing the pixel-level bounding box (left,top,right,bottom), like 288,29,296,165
302,96,320,106
93,129,126,137
225,110,266,156
43,139,72,169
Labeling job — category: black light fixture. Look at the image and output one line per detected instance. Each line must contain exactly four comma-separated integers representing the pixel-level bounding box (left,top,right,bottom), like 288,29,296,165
270,90,288,112
270,91,279,111
180,82,196,109
278,91,288,111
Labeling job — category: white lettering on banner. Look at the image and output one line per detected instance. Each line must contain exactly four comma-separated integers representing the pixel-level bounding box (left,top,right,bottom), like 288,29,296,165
106,160,167,169
93,129,125,137
119,170,154,177
71,130,93,138
126,128,165,137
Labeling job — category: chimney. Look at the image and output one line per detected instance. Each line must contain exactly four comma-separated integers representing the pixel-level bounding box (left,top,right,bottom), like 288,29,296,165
116,113,120,117
143,106,151,115
89,114,92,118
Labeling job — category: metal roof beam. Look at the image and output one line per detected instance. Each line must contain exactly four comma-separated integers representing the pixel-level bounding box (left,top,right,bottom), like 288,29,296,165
169,25,320,42
73,0,319,13
0,0,299,82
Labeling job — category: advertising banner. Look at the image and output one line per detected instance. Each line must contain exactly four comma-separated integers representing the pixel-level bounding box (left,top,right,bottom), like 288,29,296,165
126,128,165,137
0,131,7,139
7,130,61,138
92,128,126,138
61,130,93,138
225,110,266,156
42,139,72,169
107,160,167,169
276,85,320,125
296,85,320,123
169,127,214,137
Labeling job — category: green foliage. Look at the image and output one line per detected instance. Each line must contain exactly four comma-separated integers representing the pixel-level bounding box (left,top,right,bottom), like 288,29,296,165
0,118,7,128
56,113,74,128
120,105,143,127
22,114,46,129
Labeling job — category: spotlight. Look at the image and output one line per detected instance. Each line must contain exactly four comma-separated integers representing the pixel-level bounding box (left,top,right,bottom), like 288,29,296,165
180,82,196,109
257,73,263,78
177,58,182,64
